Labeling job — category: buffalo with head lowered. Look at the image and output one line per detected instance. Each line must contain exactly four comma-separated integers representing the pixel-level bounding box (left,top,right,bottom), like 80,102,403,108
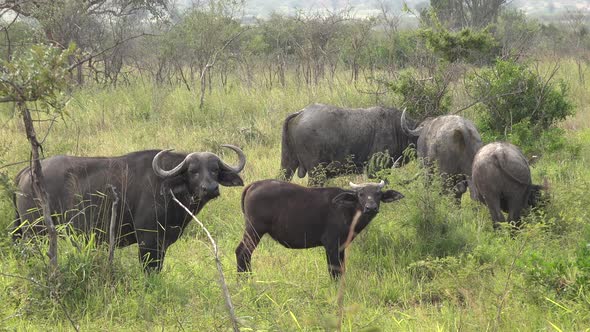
281,104,418,185
13,145,246,272
471,142,544,229
401,109,482,202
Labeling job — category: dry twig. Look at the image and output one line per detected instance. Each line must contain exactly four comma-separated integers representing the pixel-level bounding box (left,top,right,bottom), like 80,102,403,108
170,191,240,332
108,185,119,266
336,209,362,331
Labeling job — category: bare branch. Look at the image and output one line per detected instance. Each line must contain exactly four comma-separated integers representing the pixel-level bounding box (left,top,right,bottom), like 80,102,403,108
0,97,19,103
68,32,157,72
170,191,240,332
0,159,32,170
531,61,560,118
336,210,362,332
108,185,119,266
453,89,525,114
199,27,249,109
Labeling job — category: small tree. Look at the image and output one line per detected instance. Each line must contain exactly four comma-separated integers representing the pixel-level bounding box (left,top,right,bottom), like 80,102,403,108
492,9,540,61
419,11,499,65
388,67,453,119
427,0,509,30
0,43,76,274
562,9,590,84
466,59,574,153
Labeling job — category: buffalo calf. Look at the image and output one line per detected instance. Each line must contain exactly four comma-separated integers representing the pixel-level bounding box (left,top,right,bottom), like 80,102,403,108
471,142,543,229
236,180,404,278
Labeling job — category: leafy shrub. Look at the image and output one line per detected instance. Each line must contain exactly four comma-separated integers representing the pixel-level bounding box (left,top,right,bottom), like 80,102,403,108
308,155,357,186
524,242,590,300
466,59,574,154
509,122,568,155
385,166,473,259
420,25,499,65
383,30,424,69
389,68,452,119
365,150,395,178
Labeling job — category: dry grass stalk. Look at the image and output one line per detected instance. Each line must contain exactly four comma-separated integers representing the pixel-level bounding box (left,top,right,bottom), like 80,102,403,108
171,191,240,332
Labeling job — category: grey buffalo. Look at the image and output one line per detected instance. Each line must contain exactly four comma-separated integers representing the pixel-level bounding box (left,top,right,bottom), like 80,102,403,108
471,142,543,229
281,104,418,185
236,180,404,278
401,109,482,201
13,145,246,271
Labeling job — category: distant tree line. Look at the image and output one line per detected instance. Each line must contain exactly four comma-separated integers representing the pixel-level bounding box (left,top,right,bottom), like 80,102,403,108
1,0,588,91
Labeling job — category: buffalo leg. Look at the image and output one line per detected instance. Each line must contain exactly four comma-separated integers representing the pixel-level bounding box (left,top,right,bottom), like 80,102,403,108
508,200,524,230
324,243,345,279
235,224,263,273
485,197,505,230
137,232,165,272
11,193,23,241
139,246,166,272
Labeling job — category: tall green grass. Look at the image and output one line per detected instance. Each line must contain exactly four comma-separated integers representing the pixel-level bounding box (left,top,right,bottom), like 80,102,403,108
0,61,589,331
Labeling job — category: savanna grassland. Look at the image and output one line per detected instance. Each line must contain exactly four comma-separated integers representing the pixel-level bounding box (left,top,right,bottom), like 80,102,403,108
1,59,590,332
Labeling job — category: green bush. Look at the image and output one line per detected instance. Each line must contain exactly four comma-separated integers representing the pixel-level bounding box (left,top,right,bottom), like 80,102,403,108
420,26,499,65
389,67,452,118
467,59,574,154
365,150,394,178
386,30,423,69
524,241,590,301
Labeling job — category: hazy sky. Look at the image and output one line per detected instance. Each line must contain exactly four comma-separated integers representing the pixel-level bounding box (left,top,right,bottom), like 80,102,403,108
176,0,590,17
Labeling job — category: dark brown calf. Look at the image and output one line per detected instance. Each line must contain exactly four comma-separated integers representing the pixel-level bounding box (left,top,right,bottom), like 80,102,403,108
236,180,404,278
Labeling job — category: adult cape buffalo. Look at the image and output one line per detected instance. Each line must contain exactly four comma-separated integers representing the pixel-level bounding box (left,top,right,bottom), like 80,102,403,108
401,109,482,201
281,104,417,185
471,142,544,229
13,145,246,272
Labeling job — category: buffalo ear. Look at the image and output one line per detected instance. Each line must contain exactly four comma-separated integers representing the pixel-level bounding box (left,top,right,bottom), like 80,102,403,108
453,180,468,195
381,190,404,203
218,170,244,187
332,192,358,207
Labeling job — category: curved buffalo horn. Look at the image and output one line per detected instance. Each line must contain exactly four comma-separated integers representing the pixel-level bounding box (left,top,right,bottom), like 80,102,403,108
392,155,404,168
218,144,246,173
400,108,423,137
152,149,194,178
349,181,361,189
349,180,385,189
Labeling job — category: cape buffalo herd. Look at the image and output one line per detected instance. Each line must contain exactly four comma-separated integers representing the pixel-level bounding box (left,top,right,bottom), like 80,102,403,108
10,102,546,277
13,145,246,271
